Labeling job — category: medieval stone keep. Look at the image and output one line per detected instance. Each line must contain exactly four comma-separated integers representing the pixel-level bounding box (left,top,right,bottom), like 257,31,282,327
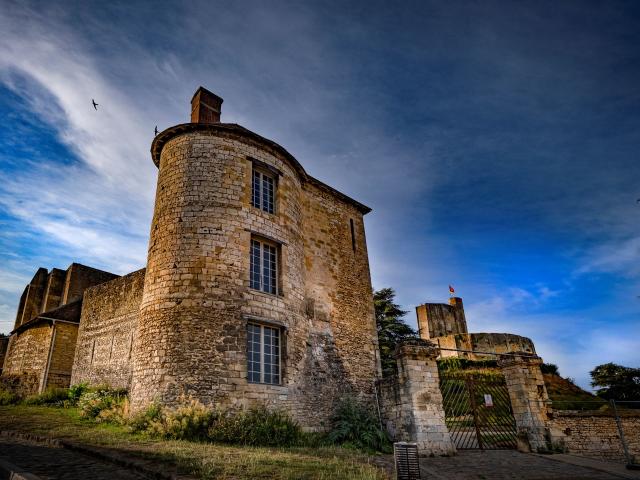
2,87,379,430
416,297,536,360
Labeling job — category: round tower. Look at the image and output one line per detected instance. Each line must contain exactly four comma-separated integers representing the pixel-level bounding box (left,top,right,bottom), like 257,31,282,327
129,87,308,411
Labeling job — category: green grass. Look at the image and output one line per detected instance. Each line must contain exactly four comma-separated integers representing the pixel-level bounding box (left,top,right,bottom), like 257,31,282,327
543,373,607,410
0,405,390,479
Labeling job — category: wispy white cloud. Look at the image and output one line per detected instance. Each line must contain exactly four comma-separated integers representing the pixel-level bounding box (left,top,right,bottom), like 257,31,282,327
577,236,640,278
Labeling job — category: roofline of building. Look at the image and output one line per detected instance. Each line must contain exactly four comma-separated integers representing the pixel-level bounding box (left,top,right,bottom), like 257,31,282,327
9,299,82,335
150,122,372,215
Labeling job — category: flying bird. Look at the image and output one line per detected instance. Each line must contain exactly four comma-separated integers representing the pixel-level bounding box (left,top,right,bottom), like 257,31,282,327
155,126,158,136
92,99,98,110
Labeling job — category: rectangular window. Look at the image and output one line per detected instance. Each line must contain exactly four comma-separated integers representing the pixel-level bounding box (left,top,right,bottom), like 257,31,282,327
251,169,275,214
350,218,356,252
247,323,281,384
250,238,278,295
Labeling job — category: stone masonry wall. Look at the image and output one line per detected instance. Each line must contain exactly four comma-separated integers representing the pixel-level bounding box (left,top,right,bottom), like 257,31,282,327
1,323,52,394
378,341,455,456
498,355,550,452
71,269,145,390
41,269,66,314
416,298,467,340
549,412,640,461
0,337,9,373
14,268,48,330
130,127,377,430
61,264,119,305
378,376,408,441
436,333,536,360
45,322,79,389
300,181,379,413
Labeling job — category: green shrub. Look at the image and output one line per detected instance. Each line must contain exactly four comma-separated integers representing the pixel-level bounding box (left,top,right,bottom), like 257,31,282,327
0,388,18,406
68,383,89,405
328,397,390,453
209,407,301,446
541,363,560,375
22,387,69,406
77,387,127,419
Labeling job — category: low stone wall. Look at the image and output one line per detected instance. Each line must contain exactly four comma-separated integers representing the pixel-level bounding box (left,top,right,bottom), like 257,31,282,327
71,269,145,390
549,410,640,461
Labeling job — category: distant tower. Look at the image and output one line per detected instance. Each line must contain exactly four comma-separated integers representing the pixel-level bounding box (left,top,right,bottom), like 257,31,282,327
416,297,467,340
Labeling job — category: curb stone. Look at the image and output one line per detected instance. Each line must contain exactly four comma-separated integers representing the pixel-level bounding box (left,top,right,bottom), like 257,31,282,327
0,457,43,480
0,430,196,480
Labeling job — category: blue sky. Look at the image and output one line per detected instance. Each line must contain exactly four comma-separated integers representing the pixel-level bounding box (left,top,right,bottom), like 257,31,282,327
0,0,638,390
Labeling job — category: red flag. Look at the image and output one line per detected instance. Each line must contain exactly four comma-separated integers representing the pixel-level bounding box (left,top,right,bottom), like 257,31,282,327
449,285,455,294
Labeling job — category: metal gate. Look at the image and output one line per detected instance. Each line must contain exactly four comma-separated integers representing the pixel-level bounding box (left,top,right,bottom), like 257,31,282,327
440,373,518,450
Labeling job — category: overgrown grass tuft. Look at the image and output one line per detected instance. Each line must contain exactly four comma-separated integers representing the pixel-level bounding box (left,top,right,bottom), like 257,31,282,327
77,386,128,421
129,397,301,446
22,388,69,406
209,406,302,447
0,388,18,406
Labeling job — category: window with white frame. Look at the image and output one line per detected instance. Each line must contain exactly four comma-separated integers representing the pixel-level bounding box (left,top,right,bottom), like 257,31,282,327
247,323,281,384
251,168,275,214
250,238,278,295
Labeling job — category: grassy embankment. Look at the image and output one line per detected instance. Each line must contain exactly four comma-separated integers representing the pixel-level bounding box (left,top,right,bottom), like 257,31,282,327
0,405,389,480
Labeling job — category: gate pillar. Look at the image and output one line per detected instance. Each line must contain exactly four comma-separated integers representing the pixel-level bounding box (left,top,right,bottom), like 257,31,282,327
381,339,455,456
498,354,550,452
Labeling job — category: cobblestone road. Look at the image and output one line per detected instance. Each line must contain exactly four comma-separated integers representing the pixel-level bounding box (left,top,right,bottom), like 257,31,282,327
0,439,148,480
420,450,638,480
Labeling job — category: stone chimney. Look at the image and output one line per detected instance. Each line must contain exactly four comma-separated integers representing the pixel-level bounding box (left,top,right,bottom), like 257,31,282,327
190,86,223,123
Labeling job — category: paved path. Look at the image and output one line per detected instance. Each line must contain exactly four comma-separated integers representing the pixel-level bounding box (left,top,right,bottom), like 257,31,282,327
0,438,149,480
419,450,640,480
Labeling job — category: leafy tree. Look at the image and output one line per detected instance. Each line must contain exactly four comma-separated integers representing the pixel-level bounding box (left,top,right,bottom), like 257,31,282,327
590,363,640,402
540,363,560,375
374,288,417,375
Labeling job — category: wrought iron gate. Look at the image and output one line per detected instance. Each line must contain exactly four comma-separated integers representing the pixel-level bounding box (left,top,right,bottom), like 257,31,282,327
440,373,518,450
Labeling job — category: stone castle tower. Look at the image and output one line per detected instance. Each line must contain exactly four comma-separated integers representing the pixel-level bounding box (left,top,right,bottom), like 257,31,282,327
3,87,380,428
415,296,536,360
127,87,379,423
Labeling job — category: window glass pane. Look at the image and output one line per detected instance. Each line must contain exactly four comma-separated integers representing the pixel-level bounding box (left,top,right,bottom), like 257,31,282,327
246,325,280,385
262,175,274,214
247,324,261,383
250,240,261,290
262,244,277,294
264,326,280,385
252,170,261,209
